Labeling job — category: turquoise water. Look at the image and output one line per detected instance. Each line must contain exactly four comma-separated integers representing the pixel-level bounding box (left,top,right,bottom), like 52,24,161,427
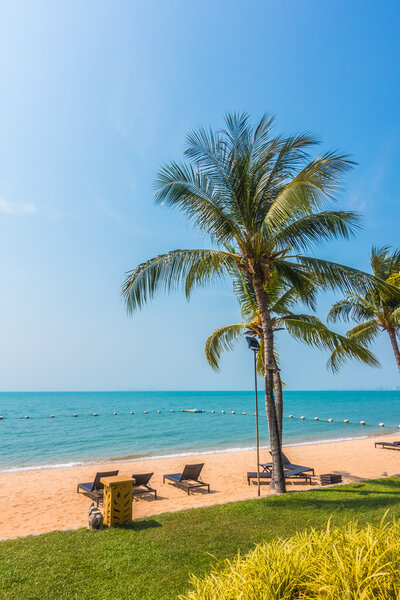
0,391,399,471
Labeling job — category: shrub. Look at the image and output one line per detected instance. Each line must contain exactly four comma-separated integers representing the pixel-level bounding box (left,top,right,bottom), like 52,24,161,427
182,518,400,599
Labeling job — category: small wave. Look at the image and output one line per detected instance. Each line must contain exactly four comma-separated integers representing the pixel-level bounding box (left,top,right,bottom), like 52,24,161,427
0,461,84,474
0,433,381,473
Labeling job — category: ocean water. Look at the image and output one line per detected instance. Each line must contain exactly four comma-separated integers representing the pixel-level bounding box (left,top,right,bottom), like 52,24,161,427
0,391,399,472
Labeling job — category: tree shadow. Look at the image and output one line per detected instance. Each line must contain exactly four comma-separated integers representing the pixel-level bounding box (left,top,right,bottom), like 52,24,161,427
278,477,400,513
122,519,163,532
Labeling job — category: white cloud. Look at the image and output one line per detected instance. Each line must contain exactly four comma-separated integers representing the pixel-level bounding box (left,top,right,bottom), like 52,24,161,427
0,197,37,215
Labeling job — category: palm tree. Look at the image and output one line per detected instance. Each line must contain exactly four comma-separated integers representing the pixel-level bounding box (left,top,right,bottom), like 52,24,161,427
122,113,384,493
328,246,400,374
205,271,378,440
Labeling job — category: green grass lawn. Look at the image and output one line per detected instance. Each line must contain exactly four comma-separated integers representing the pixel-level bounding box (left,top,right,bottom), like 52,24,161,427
1,478,400,600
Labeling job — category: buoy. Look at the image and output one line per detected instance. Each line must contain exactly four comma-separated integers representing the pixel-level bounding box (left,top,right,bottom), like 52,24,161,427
231,411,236,414
144,411,148,414
328,418,333,422
130,411,134,414
221,410,225,414
344,419,349,423
300,416,305,420
50,415,54,418
24,416,29,419
242,412,247,415
360,420,366,425
73,414,78,417
157,410,161,413
93,413,98,417
288,415,293,418
314,417,319,421
379,422,384,427
211,410,215,413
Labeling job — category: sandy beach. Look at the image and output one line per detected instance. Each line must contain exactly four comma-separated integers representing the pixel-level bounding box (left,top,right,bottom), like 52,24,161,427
1,433,400,541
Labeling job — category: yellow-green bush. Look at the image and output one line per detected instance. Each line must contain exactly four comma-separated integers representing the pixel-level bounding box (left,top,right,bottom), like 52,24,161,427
182,518,400,599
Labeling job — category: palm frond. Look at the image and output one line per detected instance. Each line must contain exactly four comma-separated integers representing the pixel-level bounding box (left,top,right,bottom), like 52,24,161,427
264,152,355,232
256,339,265,376
270,285,305,314
298,256,396,296
346,320,381,345
391,306,400,326
154,162,241,244
327,294,376,323
184,250,239,298
273,261,317,307
122,249,235,311
279,313,379,373
272,211,360,252
205,323,246,371
232,271,258,321
328,341,380,373
388,273,400,287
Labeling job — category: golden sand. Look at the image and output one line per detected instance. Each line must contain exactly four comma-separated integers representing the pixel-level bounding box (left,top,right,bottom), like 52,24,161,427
1,434,399,540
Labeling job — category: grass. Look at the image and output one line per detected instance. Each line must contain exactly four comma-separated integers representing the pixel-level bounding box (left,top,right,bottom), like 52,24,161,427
1,478,400,599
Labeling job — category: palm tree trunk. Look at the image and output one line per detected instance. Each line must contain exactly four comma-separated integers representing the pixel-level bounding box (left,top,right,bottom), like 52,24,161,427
273,360,283,442
252,274,286,493
387,326,400,374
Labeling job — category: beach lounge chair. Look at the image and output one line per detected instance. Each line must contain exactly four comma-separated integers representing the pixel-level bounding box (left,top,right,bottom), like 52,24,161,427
76,470,119,506
163,463,210,495
259,451,315,476
131,473,157,500
247,467,313,486
375,440,400,450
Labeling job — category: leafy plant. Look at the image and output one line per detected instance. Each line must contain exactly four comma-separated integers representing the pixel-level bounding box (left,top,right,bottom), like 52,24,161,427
183,517,400,600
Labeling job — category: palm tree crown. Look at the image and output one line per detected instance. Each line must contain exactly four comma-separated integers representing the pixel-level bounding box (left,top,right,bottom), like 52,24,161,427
328,246,400,374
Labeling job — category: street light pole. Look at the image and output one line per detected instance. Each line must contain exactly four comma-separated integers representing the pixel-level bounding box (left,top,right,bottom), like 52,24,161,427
246,336,261,497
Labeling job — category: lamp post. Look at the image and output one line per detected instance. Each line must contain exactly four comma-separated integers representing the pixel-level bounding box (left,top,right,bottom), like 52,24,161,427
246,336,261,497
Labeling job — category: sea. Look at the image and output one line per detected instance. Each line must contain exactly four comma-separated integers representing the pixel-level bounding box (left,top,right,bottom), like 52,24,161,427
0,391,399,472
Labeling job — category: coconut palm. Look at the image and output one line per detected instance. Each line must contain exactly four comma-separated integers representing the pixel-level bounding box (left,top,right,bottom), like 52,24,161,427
205,271,379,440
122,113,385,493
328,246,400,374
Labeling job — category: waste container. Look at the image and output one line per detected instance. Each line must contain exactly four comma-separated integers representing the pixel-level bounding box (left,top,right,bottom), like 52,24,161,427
100,475,134,526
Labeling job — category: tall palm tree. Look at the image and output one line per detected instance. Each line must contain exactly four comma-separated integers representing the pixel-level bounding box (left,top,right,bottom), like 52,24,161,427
205,271,378,440
328,246,400,374
122,113,384,493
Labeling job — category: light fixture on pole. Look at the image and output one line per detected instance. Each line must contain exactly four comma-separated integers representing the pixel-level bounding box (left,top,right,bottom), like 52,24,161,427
246,335,261,497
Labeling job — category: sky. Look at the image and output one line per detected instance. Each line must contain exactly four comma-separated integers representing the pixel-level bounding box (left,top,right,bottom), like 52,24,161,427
0,0,399,391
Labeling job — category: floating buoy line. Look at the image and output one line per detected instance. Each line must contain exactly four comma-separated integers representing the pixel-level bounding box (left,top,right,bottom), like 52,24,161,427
0,411,396,429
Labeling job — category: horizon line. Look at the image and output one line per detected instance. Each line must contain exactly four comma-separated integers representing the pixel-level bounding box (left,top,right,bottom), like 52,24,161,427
0,389,399,394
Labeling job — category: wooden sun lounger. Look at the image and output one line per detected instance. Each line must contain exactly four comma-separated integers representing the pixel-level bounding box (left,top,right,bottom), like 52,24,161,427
260,451,315,476
131,473,157,499
375,440,400,450
247,467,313,486
163,463,210,495
77,470,119,506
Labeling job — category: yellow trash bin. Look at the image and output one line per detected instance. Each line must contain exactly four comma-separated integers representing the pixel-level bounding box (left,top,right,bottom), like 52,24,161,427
100,475,134,527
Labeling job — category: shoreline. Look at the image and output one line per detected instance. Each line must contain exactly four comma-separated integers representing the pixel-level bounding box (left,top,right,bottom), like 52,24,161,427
1,431,388,474
1,432,400,541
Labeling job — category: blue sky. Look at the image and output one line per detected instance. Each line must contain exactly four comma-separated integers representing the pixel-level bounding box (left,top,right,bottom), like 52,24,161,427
0,0,399,391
